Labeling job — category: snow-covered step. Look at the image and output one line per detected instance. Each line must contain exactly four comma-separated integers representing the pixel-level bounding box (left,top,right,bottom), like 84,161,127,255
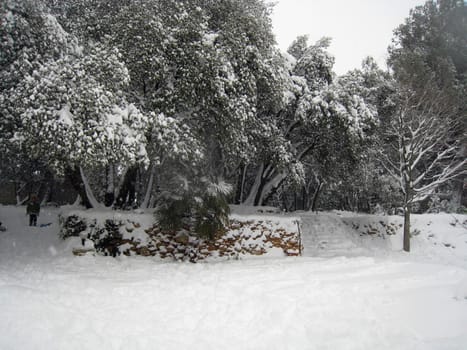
299,212,369,257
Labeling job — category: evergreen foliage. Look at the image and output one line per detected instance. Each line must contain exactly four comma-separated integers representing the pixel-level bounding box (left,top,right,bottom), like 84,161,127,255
156,177,231,240
1,0,465,238
384,0,467,250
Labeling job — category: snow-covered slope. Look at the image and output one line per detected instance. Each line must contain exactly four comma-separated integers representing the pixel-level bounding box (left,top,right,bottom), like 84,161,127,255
299,210,467,266
1,205,467,350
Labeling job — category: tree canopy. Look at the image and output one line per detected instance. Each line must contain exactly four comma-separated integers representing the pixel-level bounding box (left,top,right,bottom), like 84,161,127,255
1,0,465,241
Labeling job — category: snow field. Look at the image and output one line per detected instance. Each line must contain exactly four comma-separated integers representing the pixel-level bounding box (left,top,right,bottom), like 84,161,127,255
1,256,467,350
1,205,467,349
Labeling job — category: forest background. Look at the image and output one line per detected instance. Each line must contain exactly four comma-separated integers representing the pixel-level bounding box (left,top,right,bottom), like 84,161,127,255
1,0,466,250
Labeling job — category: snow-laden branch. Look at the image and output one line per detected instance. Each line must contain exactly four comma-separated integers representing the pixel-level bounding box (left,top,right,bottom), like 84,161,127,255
413,159,467,199
412,144,460,188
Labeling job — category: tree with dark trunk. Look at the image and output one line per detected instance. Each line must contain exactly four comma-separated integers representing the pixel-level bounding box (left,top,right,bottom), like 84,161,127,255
115,166,138,209
379,84,466,252
64,166,92,209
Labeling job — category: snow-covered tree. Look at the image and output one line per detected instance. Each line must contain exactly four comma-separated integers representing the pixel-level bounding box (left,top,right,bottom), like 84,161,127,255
315,57,398,213
1,0,382,216
14,44,147,169
389,0,466,93
0,0,78,202
388,0,467,211
380,83,466,252
13,45,149,206
45,0,284,209
241,37,378,207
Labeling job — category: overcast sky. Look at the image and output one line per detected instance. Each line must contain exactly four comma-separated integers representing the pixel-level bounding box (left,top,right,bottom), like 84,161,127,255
270,0,427,74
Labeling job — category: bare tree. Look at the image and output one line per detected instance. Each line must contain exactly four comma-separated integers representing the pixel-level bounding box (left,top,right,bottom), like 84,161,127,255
380,84,466,252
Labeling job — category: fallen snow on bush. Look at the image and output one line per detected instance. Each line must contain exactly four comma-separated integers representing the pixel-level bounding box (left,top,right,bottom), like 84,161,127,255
1,205,467,350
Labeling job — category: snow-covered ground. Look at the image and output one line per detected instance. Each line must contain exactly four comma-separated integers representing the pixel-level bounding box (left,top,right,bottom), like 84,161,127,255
1,205,467,350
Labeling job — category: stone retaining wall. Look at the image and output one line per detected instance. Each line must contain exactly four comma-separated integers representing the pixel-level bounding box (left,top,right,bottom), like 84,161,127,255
60,210,301,261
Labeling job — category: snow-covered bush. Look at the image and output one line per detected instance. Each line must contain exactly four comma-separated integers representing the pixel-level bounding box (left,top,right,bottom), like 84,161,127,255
88,220,124,257
59,214,86,239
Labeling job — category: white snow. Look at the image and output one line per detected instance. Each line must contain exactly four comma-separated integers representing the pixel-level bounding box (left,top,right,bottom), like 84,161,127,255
57,104,74,127
1,205,466,350
203,32,218,46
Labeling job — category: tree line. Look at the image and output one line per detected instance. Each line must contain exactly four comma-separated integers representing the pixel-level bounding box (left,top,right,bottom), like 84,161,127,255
1,0,465,250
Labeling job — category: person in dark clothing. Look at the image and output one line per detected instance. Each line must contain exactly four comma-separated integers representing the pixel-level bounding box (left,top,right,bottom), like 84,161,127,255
26,195,40,226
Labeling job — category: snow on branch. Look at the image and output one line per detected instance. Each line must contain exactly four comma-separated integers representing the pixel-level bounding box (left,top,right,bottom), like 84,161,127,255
380,82,465,205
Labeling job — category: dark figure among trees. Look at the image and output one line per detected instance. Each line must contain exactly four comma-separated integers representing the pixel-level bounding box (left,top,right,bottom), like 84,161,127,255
26,196,40,226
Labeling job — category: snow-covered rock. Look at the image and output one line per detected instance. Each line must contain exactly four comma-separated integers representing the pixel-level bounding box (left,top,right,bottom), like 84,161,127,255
58,208,301,261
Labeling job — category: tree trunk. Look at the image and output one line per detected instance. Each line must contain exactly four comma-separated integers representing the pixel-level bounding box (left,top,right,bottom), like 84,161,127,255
244,164,285,206
257,172,287,206
234,163,248,204
403,205,411,252
234,164,247,205
243,164,265,206
15,182,28,205
79,167,101,209
105,165,115,207
240,164,248,204
64,166,92,208
243,139,317,207
141,164,156,209
253,168,270,206
115,165,138,209
311,182,323,212
302,186,308,211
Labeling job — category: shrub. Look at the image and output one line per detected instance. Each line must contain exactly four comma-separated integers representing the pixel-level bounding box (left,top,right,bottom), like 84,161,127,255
155,178,232,240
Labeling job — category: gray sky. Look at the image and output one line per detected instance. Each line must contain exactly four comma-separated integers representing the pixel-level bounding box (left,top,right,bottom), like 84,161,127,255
270,0,426,74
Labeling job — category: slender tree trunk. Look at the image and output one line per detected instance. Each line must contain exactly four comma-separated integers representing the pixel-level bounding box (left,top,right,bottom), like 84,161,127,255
141,164,156,209
105,165,115,207
239,163,248,204
234,164,246,204
79,167,101,209
302,186,308,210
113,166,128,206
15,182,28,205
243,164,264,206
403,204,411,252
311,182,323,212
403,161,412,252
